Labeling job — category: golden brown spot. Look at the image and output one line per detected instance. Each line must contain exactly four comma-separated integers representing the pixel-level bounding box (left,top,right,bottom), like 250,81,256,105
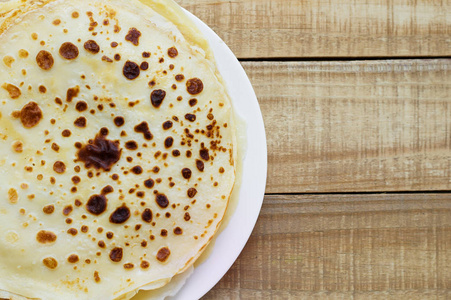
125,28,141,46
43,257,58,269
53,161,66,174
36,230,57,244
84,40,100,54
2,83,21,99
72,12,79,18
62,129,71,137
123,263,134,270
12,141,23,153
59,42,79,59
66,86,80,102
52,19,61,25
174,227,183,235
43,205,54,214
67,254,79,263
186,78,203,95
36,51,54,70
18,49,28,58
86,194,107,215
140,260,150,269
109,247,123,262
187,188,197,198
20,102,42,128
67,228,78,236
156,247,170,262
94,271,101,282
167,47,178,58
39,85,47,93
3,56,14,68
74,116,87,128
63,205,73,216
8,188,18,204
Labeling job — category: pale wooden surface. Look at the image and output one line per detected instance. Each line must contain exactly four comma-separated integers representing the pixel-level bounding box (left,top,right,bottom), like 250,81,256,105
177,0,451,59
176,0,451,299
243,59,451,193
204,194,451,299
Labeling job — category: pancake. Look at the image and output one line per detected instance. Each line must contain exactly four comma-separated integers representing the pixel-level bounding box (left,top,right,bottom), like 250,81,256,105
0,0,236,299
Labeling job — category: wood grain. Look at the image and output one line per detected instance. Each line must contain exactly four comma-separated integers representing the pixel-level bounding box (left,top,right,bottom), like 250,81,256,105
203,193,451,299
241,59,451,193
177,0,451,59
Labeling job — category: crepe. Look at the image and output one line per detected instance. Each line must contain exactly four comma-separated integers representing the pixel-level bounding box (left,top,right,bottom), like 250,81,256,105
0,0,236,299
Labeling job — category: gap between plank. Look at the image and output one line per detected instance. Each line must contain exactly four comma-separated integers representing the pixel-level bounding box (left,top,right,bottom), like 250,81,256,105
265,190,451,196
239,56,451,62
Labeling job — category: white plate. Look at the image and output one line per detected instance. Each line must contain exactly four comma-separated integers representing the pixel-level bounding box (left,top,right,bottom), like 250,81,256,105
174,10,267,300
163,8,267,300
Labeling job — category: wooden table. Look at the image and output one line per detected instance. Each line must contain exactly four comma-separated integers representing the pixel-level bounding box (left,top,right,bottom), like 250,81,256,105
175,1,451,298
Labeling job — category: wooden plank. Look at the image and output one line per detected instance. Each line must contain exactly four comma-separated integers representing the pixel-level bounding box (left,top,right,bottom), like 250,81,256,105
203,193,451,299
241,59,451,193
177,0,451,58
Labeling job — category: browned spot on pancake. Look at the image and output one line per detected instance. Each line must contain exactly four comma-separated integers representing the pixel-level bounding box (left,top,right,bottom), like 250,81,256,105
86,194,107,215
98,240,106,248
134,122,153,140
81,226,88,233
162,120,172,130
63,205,73,216
186,78,203,95
140,61,149,70
140,260,150,269
174,227,183,235
125,141,138,150
72,11,79,18
181,168,192,179
18,49,29,58
39,85,47,93
36,50,54,70
106,232,113,239
200,148,210,161
43,257,58,269
62,129,71,137
164,137,174,148
114,54,121,61
144,179,154,188
20,102,42,128
94,271,101,282
43,205,54,214
123,263,134,270
185,114,196,122
59,42,79,60
67,254,79,263
109,247,123,262
167,47,178,58
53,161,66,174
76,101,88,112
12,141,23,153
123,61,140,80
101,185,113,195
2,83,21,99
156,194,169,208
74,116,87,128
131,166,143,174
8,188,18,204
102,55,113,63
196,160,204,172
36,230,57,244
175,74,184,82
156,247,170,262
77,133,121,171
184,212,191,221
84,40,100,54
67,228,78,236
109,205,130,224
187,188,197,198
150,89,166,108
52,19,61,25
114,116,125,127
125,28,141,46
66,86,79,102
51,142,59,151
141,208,152,223
111,42,118,48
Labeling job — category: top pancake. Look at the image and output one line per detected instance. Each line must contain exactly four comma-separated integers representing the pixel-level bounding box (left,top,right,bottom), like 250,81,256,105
0,0,236,299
